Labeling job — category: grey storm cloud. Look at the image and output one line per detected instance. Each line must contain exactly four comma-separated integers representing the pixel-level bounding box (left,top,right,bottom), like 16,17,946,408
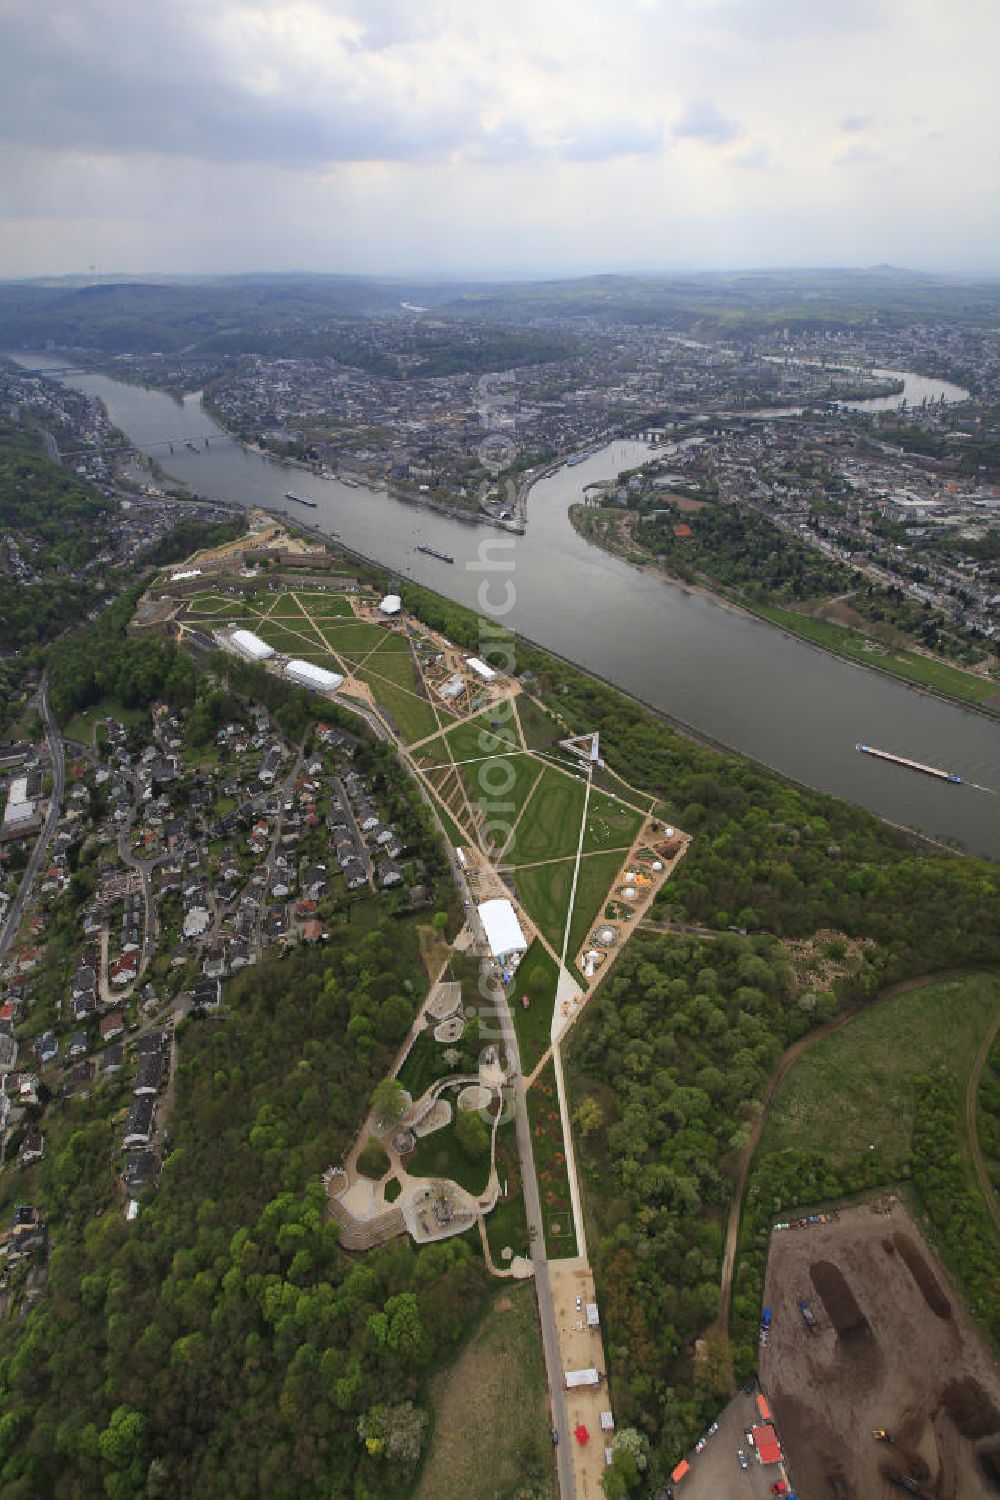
0,1,669,168
0,4,470,165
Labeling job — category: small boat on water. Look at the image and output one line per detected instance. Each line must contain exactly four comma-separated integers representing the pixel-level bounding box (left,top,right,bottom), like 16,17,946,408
186,441,199,452
856,744,962,784
285,491,318,508
416,544,454,563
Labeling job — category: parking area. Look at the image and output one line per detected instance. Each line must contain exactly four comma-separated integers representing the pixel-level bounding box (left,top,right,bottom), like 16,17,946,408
672,1389,792,1500
548,1257,611,1500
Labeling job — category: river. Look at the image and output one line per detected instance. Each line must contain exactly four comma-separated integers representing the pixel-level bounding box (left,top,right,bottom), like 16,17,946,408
12,353,1000,858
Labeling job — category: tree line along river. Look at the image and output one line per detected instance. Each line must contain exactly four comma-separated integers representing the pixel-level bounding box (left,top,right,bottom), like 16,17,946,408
11,354,1000,859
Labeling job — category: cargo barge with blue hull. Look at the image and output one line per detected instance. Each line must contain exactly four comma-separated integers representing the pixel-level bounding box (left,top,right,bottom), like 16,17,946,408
856,743,962,783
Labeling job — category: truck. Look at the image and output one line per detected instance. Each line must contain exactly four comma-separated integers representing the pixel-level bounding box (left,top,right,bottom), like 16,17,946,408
798,1298,818,1332
762,1306,773,1330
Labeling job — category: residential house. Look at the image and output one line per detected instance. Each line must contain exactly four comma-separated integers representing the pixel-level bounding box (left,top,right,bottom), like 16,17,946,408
96,1043,124,1078
134,1054,163,1096
100,1011,125,1043
20,1132,45,1166
122,1096,156,1149
34,1031,59,1065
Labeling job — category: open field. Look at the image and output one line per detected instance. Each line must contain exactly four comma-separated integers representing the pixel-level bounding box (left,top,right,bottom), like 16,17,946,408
581,789,645,855
760,1201,1000,1500
507,767,587,865
752,602,998,707
415,1285,555,1500
508,940,559,1075
514,859,575,955
760,973,1000,1172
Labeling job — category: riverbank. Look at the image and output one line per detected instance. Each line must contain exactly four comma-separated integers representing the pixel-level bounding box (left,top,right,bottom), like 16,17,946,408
568,503,1000,723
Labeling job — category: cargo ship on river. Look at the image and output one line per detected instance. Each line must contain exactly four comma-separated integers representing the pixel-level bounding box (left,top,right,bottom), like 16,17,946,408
856,743,962,783
285,491,318,509
416,544,454,563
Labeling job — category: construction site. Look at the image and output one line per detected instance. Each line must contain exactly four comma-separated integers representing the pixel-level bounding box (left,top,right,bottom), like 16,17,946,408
760,1200,1000,1499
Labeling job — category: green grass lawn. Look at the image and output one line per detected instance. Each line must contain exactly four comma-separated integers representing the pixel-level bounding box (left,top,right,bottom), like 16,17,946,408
507,766,587,866
291,591,354,617
254,617,332,656
354,665,439,743
517,694,561,751
264,594,310,619
438,714,543,849
508,941,558,1074
565,849,631,965
514,859,575,955
482,1183,531,1268
753,603,997,707
185,593,253,618
310,619,389,654
760,972,1000,1172
63,698,149,742
406,1113,492,1197
582,789,644,855
527,1059,577,1259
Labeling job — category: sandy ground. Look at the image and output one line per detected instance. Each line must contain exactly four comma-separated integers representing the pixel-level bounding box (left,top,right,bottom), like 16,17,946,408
759,1200,1000,1499
549,1258,613,1500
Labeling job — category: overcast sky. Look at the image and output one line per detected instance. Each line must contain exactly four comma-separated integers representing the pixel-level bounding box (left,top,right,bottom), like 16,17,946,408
1,0,998,279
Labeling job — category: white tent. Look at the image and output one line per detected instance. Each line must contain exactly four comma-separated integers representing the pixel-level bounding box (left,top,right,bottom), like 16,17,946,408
231,629,274,661
284,660,344,692
465,656,497,683
379,594,402,615
477,898,527,959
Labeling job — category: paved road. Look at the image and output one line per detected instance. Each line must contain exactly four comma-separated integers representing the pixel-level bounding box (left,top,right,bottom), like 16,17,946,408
0,676,65,962
492,970,574,1500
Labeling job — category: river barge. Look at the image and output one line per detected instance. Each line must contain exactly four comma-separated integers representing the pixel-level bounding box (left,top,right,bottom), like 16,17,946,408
285,491,318,508
416,544,455,563
856,743,962,784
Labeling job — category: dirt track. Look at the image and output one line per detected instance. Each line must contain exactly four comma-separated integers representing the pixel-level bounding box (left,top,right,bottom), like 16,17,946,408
760,1201,1000,1499
967,1010,1000,1241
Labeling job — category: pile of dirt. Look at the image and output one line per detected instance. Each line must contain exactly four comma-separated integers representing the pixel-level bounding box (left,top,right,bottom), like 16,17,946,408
893,1232,952,1320
940,1376,1000,1440
810,1260,869,1338
977,1440,1000,1490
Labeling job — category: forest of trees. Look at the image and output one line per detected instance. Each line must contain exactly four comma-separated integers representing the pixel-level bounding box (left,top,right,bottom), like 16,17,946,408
47,590,199,725
0,937,494,1498
0,422,114,656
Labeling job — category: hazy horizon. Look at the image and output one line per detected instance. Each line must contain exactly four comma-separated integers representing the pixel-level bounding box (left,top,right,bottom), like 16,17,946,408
1,0,998,280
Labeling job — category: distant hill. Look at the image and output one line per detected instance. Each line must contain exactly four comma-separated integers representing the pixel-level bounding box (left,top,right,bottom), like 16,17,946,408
1,267,999,354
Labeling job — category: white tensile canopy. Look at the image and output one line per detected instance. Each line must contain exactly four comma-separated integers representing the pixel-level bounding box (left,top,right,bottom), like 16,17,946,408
477,898,528,958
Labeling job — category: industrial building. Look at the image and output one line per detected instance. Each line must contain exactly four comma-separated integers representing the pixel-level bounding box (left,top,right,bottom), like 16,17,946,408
284,659,344,693
231,628,274,661
2,775,40,841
